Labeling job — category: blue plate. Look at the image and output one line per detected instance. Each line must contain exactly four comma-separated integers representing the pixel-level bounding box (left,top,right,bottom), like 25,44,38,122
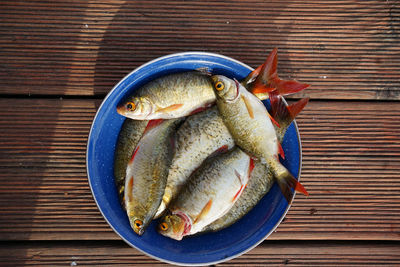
86,52,302,266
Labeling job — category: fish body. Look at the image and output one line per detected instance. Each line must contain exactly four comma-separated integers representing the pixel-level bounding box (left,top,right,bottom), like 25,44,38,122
158,148,253,240
211,75,308,203
117,72,215,120
156,106,235,215
204,94,308,231
213,76,279,162
204,162,273,232
114,119,148,204
124,119,182,235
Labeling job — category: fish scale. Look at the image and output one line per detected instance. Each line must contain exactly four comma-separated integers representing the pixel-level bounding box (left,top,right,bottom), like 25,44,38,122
156,106,235,216
158,148,251,240
114,119,148,205
124,118,182,235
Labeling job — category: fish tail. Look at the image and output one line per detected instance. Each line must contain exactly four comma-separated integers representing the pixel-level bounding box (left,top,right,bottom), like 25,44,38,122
274,78,310,96
251,48,309,97
269,90,309,142
272,160,308,204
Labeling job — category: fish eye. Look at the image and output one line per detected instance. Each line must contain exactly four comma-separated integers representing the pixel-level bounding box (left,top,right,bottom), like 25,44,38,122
215,81,225,91
159,222,168,231
126,102,136,111
134,219,143,228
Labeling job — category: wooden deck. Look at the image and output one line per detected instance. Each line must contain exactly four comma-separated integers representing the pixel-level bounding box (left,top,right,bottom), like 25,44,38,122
1,0,399,265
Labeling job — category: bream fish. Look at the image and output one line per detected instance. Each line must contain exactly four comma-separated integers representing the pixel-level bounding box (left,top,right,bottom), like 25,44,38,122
205,94,308,231
211,75,308,204
155,106,235,215
204,162,273,232
158,148,254,240
124,119,182,235
117,72,215,120
114,119,148,205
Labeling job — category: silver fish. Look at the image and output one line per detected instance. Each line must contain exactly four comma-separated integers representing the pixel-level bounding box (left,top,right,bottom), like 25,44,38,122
155,106,235,215
124,119,182,235
117,72,215,120
114,119,148,204
211,75,308,204
204,162,273,232
158,148,253,240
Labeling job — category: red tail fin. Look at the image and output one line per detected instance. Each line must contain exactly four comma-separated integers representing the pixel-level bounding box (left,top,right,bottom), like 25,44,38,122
269,90,309,143
273,161,309,204
274,78,310,95
288,97,310,118
251,48,309,97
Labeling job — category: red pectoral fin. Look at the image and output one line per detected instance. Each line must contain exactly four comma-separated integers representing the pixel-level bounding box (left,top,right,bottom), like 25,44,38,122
248,158,255,176
278,142,285,159
156,104,184,113
241,95,254,119
129,145,140,164
194,199,213,223
143,119,164,134
232,184,245,202
126,176,134,202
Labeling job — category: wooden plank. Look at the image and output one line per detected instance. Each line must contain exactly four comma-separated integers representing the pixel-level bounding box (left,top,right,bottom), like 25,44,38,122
0,241,399,266
0,98,399,241
0,0,399,99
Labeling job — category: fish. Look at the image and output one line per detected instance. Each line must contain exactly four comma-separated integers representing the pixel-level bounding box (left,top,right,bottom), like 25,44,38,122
114,119,148,205
124,118,182,235
158,148,254,240
116,57,276,120
117,72,215,120
204,162,273,232
204,94,309,231
155,106,235,216
211,75,309,204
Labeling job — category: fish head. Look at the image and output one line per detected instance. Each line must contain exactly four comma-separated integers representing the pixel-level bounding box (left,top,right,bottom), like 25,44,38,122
158,213,190,241
211,75,239,102
129,216,145,236
117,96,154,119
128,213,152,236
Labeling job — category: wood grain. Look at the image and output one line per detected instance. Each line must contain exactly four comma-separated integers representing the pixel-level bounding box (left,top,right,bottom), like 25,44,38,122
0,0,399,99
0,98,399,241
1,241,399,266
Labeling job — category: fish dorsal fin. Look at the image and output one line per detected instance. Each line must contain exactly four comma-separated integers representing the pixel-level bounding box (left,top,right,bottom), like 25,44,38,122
195,67,212,76
193,199,213,224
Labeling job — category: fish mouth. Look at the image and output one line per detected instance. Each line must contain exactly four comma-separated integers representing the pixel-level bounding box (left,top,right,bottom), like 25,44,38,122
172,211,192,238
133,227,145,236
116,105,126,116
